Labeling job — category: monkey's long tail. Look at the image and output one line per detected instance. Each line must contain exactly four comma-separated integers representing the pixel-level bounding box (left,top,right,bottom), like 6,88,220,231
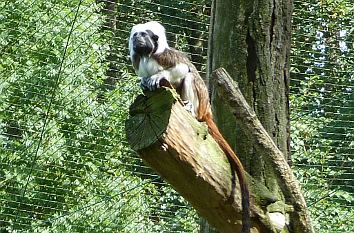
205,117,250,233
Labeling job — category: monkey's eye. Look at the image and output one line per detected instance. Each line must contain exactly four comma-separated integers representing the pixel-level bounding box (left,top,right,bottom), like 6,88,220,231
133,32,138,37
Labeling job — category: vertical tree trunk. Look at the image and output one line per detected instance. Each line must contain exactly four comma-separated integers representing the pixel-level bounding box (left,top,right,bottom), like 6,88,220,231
208,0,291,198
97,0,118,92
207,0,310,232
200,218,218,233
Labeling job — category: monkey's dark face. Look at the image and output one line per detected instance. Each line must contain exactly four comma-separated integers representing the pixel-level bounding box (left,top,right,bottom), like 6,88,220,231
132,30,159,56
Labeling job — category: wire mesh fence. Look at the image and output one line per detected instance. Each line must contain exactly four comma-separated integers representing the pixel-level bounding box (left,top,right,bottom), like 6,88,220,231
0,0,353,232
0,0,209,232
290,0,353,231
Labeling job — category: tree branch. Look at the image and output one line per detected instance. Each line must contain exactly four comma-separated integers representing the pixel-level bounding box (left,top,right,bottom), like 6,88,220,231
211,68,314,233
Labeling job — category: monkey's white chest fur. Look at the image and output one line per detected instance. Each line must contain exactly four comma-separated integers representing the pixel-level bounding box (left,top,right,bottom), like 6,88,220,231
138,56,189,87
138,57,163,77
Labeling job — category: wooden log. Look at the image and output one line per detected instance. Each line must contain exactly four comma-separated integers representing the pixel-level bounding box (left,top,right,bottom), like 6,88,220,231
125,88,279,233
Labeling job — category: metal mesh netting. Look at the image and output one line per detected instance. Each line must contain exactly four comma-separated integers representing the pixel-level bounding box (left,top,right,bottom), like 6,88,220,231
0,1,209,232
0,0,353,232
290,0,353,231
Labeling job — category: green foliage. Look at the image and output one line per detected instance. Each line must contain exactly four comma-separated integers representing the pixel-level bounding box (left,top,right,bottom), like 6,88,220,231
2,0,352,232
0,0,205,232
291,95,354,232
291,0,354,232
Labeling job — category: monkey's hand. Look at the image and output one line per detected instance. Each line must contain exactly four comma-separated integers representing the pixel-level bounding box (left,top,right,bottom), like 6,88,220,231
140,74,169,91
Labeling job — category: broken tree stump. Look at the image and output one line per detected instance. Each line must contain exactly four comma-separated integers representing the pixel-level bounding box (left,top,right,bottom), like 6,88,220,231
125,86,280,233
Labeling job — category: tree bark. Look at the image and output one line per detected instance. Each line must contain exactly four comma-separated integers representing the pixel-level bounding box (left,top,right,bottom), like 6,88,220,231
208,0,291,162
212,68,313,233
126,89,252,233
97,0,118,93
125,80,311,232
208,0,313,232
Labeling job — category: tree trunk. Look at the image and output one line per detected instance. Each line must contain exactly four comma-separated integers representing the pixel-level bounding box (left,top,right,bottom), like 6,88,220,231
97,0,118,93
208,0,313,232
200,218,218,233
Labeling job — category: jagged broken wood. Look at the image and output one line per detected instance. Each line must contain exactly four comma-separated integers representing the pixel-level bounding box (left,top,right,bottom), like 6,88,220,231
125,82,285,233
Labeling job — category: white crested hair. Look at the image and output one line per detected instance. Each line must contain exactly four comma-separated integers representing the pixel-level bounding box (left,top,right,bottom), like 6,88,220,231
129,21,170,60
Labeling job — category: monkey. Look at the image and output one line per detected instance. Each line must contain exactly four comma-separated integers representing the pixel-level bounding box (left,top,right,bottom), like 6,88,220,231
129,21,250,233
